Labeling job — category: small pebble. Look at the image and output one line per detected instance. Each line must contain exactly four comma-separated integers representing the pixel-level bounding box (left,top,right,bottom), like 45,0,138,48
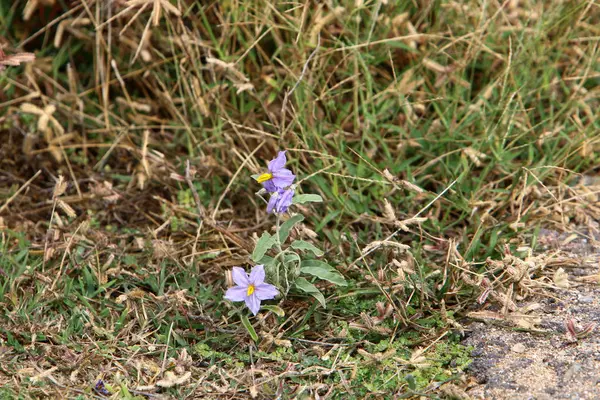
579,296,594,304
512,343,527,353
564,363,582,382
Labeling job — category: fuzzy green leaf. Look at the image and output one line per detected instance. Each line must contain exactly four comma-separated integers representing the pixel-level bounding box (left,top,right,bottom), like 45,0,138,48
290,240,324,256
278,214,304,244
252,232,276,263
283,251,301,266
240,314,258,341
256,255,276,267
261,305,285,317
300,260,347,286
294,277,326,308
293,194,323,204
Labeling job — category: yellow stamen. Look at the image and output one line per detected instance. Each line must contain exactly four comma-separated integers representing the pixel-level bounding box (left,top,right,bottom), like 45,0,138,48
256,173,273,183
246,284,255,296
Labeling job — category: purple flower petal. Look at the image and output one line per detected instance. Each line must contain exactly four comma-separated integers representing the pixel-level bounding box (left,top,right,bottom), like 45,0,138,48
271,169,295,188
245,294,261,316
268,151,287,172
231,267,249,286
94,380,110,396
275,188,294,213
267,192,279,213
224,286,248,302
249,265,265,284
263,180,277,193
254,283,278,300
259,151,295,193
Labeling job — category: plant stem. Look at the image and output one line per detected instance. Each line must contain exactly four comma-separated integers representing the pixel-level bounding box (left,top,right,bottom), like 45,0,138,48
275,214,284,253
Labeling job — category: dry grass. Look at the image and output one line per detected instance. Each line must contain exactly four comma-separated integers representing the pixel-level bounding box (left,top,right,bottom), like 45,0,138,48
0,0,599,398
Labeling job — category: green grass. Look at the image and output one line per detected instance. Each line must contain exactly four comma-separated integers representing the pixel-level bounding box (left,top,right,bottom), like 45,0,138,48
0,0,598,397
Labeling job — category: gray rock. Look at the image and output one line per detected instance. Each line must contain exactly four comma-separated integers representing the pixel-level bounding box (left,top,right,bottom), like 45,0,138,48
578,295,594,304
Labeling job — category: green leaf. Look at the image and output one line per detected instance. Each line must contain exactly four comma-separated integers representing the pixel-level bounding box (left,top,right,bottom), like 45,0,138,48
283,251,301,266
300,260,347,286
294,277,326,308
261,305,285,317
290,240,324,256
252,232,276,263
240,314,258,341
293,194,323,204
256,255,276,268
278,214,304,244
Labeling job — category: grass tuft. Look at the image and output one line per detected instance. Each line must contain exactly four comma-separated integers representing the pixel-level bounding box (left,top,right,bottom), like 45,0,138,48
0,0,598,397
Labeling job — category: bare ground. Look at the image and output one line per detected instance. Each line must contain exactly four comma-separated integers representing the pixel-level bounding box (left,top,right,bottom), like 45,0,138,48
464,229,600,400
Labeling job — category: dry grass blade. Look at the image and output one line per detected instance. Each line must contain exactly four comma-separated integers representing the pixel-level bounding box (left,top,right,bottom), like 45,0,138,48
0,47,35,70
0,170,42,215
1,1,599,397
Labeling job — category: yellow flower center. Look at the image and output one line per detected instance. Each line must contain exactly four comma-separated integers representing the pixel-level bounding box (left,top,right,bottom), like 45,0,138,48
256,172,273,183
246,284,255,296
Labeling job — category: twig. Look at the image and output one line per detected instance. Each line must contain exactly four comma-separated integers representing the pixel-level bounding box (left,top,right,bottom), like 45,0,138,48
0,170,42,214
184,160,253,252
287,34,320,98
366,0,383,45
184,160,206,221
46,381,107,400
211,143,264,220
50,221,84,291
160,321,174,376
280,34,321,134
349,178,458,268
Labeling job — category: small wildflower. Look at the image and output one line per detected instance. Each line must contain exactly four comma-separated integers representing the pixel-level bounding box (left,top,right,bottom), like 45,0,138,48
94,379,110,396
255,151,295,193
267,187,295,214
225,265,278,315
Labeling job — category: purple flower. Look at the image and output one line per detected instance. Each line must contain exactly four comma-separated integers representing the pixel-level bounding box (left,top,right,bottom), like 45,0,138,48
94,380,110,396
224,265,279,315
267,187,295,214
255,151,295,193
